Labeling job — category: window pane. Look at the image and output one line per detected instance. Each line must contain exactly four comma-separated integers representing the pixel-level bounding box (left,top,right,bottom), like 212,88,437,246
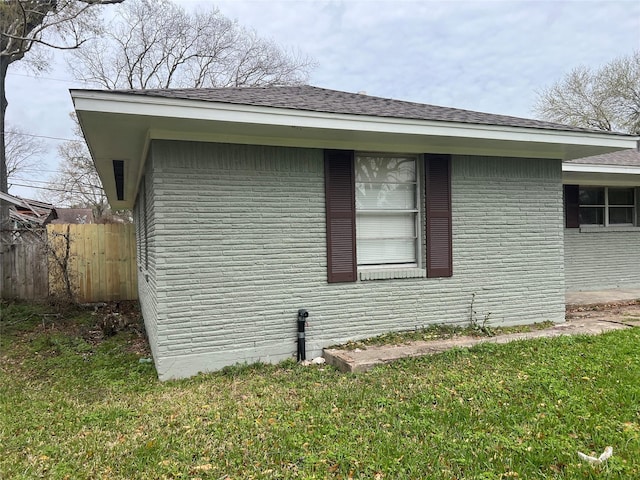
357,213,416,238
355,156,416,183
609,207,634,224
608,188,634,206
579,207,604,225
355,155,418,266
357,238,416,264
579,187,604,205
356,183,416,209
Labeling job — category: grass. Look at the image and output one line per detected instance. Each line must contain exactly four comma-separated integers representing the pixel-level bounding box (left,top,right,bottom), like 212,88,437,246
1,302,639,479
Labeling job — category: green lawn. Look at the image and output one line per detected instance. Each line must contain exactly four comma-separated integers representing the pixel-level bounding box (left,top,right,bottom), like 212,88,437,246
1,302,639,479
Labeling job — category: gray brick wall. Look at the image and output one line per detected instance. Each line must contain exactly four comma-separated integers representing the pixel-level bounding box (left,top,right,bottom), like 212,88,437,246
140,140,565,380
564,228,640,291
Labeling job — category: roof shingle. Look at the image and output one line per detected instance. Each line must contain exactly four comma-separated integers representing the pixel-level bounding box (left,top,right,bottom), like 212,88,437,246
106,85,631,135
567,149,640,166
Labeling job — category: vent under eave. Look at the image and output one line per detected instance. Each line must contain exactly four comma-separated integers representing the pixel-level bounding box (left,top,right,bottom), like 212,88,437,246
113,160,125,201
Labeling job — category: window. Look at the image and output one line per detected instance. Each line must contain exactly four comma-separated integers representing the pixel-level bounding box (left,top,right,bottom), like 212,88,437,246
135,190,141,266
579,187,636,226
135,176,149,271
355,154,419,266
324,150,452,282
143,176,149,270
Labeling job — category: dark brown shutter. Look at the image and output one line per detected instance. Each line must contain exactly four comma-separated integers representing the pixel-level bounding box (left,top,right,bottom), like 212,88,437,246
425,154,452,277
564,184,580,228
636,187,640,227
324,150,357,283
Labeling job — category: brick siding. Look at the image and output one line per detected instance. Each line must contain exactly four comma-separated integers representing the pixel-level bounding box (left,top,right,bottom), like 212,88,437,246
564,228,640,291
138,140,565,380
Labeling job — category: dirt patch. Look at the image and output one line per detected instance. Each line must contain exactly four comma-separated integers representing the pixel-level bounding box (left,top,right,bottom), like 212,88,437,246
566,300,640,325
15,300,152,357
85,301,151,356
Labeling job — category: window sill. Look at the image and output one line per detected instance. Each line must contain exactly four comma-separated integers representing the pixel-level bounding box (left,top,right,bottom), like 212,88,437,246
359,267,426,281
579,226,640,233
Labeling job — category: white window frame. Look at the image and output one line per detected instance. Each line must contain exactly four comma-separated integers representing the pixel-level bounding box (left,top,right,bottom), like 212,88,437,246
355,152,421,269
579,186,636,227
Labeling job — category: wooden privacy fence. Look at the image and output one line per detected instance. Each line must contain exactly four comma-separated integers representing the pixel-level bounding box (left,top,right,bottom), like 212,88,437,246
1,229,49,300
1,223,138,302
48,223,138,302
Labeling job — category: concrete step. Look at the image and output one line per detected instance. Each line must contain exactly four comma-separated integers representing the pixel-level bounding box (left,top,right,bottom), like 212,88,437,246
324,318,633,373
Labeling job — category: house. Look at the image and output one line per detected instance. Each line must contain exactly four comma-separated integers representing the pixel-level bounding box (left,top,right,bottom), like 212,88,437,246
562,149,640,291
0,194,96,227
70,85,639,380
0,192,57,228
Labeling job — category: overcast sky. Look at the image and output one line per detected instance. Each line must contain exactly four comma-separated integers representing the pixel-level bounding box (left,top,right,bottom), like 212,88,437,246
6,0,640,199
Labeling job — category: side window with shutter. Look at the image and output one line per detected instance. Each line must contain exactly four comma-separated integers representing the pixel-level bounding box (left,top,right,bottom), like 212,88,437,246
425,154,453,277
324,150,453,281
135,190,141,268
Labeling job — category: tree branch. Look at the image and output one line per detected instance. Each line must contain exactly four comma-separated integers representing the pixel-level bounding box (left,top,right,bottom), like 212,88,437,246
65,0,314,90
2,30,89,50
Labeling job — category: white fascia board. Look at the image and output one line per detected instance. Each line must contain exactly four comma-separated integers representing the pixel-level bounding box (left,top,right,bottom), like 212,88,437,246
562,163,640,175
71,91,639,150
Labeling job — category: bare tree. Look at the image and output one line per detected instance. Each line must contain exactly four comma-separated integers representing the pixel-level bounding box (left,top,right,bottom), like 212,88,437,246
1,0,125,233
5,124,46,188
534,51,640,135
46,114,108,217
67,0,315,90
53,0,314,220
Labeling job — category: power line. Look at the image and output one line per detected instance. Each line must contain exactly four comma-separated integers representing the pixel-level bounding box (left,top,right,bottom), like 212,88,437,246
11,167,61,175
10,182,70,193
11,177,53,185
10,182,100,195
12,177,102,190
7,71,94,85
8,131,79,143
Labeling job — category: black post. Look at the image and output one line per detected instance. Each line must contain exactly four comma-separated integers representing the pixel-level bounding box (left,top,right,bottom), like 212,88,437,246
297,309,308,362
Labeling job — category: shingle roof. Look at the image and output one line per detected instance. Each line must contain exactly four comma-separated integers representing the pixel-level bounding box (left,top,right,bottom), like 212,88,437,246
109,85,629,135
567,149,640,166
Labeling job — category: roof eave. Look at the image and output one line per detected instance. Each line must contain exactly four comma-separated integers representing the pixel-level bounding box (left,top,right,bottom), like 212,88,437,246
71,90,637,147
71,90,640,209
562,162,640,186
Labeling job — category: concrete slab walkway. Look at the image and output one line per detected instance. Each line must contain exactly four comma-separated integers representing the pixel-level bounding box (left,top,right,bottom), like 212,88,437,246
324,289,640,373
324,314,639,374
566,288,640,305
